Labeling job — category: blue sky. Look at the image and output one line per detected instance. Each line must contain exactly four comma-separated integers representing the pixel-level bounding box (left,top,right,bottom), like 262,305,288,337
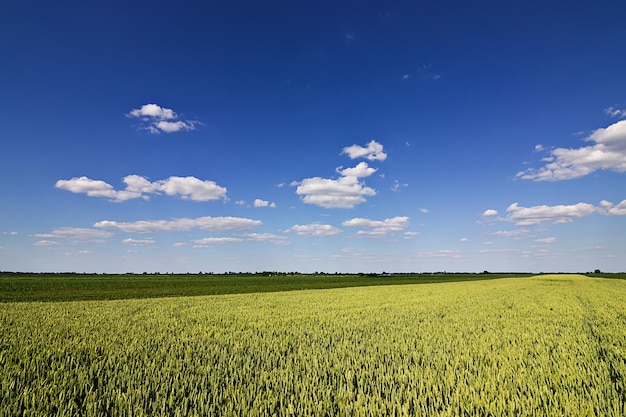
1,1,625,273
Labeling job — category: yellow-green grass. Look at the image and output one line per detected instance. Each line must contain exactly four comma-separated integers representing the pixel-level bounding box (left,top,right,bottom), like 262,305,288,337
1,274,625,415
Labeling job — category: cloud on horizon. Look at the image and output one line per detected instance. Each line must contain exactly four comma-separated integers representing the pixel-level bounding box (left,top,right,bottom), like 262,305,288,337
34,227,114,242
94,216,261,233
485,202,597,227
285,223,342,237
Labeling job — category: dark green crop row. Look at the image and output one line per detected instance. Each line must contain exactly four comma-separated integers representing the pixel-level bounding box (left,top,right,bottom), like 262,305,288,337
0,272,537,303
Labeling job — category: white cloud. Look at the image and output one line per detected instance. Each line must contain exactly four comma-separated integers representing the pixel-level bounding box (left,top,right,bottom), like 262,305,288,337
535,237,556,244
487,229,530,237
3,231,18,235
55,177,118,199
33,240,60,246
94,216,261,233
419,208,429,214
342,140,387,161
459,237,469,242
415,250,463,258
342,216,409,236
154,120,197,133
173,242,186,248
295,162,378,209
404,231,419,239
517,120,626,181
505,202,596,226
534,144,544,152
338,162,377,178
128,103,198,134
605,106,626,118
122,238,156,246
193,237,243,246
56,175,227,202
285,223,342,237
129,103,177,120
34,227,114,241
157,176,227,201
391,180,408,192
244,233,289,245
598,199,626,216
482,209,498,217
253,199,276,208
479,248,519,254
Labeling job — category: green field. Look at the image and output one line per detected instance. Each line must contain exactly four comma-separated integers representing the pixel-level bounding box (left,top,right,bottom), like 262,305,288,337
1,274,625,415
0,272,533,303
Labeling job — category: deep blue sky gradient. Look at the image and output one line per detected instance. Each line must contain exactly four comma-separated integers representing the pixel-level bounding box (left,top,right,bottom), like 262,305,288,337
1,1,625,272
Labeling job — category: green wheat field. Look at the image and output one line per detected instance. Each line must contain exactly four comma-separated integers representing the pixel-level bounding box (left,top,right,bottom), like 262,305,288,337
1,274,625,415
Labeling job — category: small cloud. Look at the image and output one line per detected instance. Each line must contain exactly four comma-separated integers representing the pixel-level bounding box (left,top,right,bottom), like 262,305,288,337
432,74,441,80
173,242,186,248
193,237,244,246
517,120,626,181
254,199,276,208
415,250,463,258
94,216,262,233
153,120,197,133
235,200,246,205
129,103,177,120
342,140,387,161
404,231,419,239
285,223,342,237
479,248,519,254
504,202,595,226
122,238,156,246
244,233,289,245
34,227,113,241
56,175,227,203
3,231,18,235
459,237,469,242
598,199,626,216
605,106,626,118
534,144,544,152
128,103,198,134
419,208,429,214
482,209,498,217
296,163,377,209
402,74,410,80
34,240,59,246
343,216,409,237
488,229,530,237
391,180,408,192
535,237,556,244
